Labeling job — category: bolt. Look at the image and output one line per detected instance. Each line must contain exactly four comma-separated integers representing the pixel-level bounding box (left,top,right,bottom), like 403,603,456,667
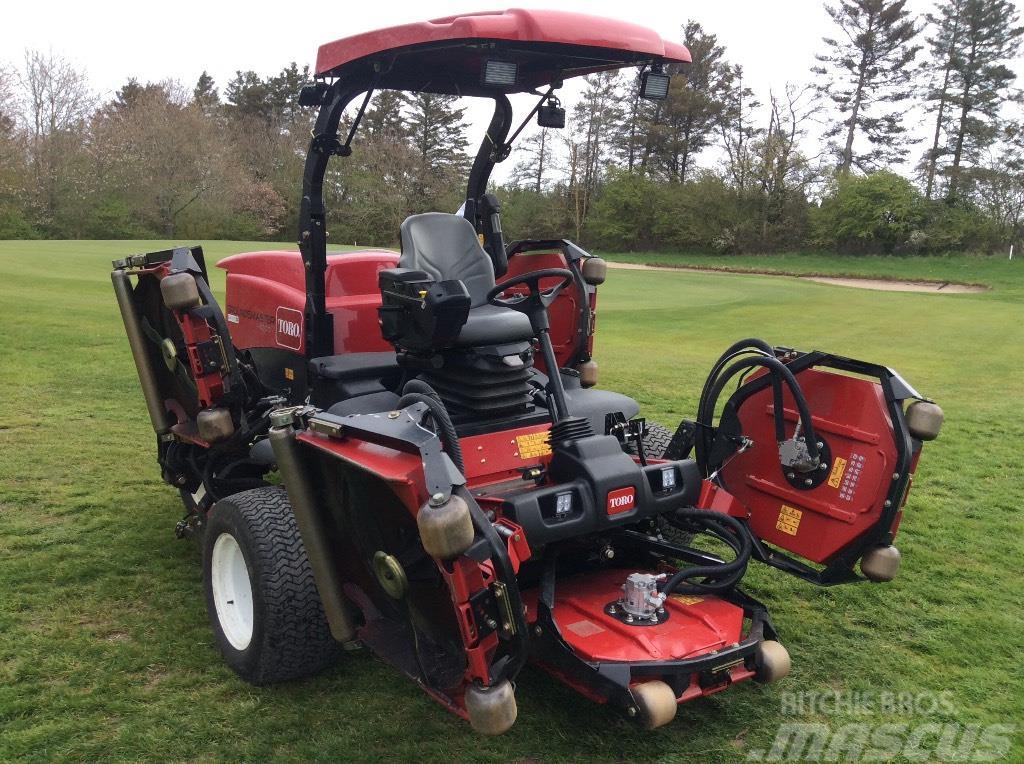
787,472,796,480
608,604,617,613
627,707,638,717
387,410,400,419
429,493,446,507
657,607,665,615
817,441,824,449
892,472,900,480
819,462,829,471
534,625,543,636
804,478,813,486
485,618,498,630
625,615,634,623
513,534,521,542
501,622,511,632
884,500,892,508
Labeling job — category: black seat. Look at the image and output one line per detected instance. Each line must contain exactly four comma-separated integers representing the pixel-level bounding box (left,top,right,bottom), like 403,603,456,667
399,213,533,346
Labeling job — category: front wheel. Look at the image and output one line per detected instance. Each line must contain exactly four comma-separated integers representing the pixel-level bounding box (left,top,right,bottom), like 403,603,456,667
202,486,340,684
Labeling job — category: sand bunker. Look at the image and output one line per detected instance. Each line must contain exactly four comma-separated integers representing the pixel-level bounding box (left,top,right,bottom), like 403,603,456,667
606,261,987,293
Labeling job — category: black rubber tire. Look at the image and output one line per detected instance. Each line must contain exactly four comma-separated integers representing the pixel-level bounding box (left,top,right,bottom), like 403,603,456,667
636,423,695,547
202,486,340,684
625,422,674,459
640,422,674,458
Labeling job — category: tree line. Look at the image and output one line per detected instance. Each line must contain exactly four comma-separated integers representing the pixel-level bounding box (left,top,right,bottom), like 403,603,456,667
0,0,1021,255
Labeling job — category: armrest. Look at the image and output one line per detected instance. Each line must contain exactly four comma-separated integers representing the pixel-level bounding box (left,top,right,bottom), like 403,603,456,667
379,268,430,285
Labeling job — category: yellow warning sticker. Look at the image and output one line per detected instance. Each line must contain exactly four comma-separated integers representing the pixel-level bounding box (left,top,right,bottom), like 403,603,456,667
827,456,848,489
284,367,294,381
776,505,802,536
516,431,552,459
670,594,704,605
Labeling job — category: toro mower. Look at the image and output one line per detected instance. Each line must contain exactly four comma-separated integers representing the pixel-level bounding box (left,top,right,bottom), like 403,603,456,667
111,9,944,734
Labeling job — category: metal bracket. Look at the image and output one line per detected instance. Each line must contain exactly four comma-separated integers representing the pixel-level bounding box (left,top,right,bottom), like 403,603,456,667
307,404,466,497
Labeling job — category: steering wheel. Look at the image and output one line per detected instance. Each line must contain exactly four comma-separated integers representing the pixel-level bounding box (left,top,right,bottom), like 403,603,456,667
486,268,575,314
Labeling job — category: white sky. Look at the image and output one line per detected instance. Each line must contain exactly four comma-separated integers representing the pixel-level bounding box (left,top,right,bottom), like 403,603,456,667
3,0,1022,181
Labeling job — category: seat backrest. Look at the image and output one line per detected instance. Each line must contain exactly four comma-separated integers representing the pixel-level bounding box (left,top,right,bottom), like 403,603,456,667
399,213,495,307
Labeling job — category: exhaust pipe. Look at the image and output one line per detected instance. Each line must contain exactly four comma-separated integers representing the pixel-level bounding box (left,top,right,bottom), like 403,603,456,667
269,418,358,643
111,270,171,436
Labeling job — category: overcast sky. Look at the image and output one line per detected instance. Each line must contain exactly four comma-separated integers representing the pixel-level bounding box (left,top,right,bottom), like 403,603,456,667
3,0,1022,181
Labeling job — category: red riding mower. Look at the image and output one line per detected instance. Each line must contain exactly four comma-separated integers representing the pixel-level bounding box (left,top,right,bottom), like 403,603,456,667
111,9,944,734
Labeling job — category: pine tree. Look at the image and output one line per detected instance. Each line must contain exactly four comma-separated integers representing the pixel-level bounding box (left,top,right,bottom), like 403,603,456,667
942,0,1024,198
404,92,470,174
813,0,920,174
921,0,967,198
362,90,408,143
193,71,220,115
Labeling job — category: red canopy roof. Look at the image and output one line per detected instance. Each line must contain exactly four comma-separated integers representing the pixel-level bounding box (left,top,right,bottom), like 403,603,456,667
316,9,690,90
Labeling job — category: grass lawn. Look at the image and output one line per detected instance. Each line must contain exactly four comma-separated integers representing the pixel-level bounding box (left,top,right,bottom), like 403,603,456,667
1,240,1022,762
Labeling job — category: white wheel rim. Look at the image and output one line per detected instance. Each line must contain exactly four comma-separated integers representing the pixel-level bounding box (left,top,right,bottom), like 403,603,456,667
211,532,255,650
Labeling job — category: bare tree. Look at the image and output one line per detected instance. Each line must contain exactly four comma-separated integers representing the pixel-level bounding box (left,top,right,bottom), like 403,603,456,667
718,65,762,193
752,85,822,243
511,128,553,193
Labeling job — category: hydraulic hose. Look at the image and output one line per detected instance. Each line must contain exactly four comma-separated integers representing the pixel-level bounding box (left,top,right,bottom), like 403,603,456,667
696,353,821,474
695,339,775,468
398,380,464,473
659,509,752,595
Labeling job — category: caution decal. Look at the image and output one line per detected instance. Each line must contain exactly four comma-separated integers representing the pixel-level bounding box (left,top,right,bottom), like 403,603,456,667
827,456,848,488
776,504,802,536
516,431,552,459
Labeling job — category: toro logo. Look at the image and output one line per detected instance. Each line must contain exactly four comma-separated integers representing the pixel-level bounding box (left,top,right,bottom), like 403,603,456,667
606,486,636,516
275,307,303,351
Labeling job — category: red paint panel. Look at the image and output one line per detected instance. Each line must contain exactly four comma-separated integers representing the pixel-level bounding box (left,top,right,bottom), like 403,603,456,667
523,568,745,663
220,249,399,354
720,368,899,564
460,423,552,485
316,9,690,77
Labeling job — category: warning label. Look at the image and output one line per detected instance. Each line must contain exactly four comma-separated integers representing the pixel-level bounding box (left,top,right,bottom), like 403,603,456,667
837,452,866,502
670,594,704,605
776,504,803,536
516,431,552,459
827,456,848,488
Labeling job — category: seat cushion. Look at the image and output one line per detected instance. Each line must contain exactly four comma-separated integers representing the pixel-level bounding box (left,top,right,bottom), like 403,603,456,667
455,303,534,346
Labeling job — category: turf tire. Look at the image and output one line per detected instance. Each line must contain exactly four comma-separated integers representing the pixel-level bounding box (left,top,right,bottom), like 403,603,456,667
638,422,674,459
635,423,695,547
202,486,340,684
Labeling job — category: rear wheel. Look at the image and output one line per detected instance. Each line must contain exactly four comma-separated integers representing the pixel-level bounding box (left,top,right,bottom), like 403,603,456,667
202,486,340,684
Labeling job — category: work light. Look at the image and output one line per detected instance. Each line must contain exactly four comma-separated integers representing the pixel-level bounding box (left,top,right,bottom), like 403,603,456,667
482,59,519,86
640,68,670,100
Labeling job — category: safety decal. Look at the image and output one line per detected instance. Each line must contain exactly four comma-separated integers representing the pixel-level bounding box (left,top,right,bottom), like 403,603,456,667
516,431,552,459
670,594,704,605
827,456,848,488
776,504,802,536
837,452,866,502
